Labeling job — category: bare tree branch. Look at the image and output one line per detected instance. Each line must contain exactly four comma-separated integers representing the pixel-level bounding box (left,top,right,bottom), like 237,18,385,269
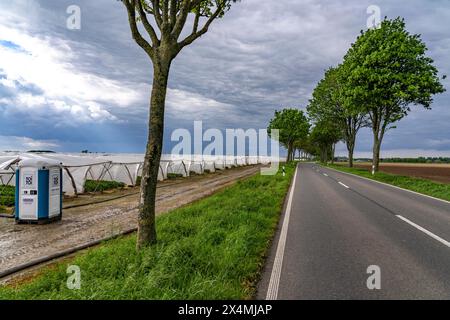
163,0,169,25
151,0,163,29
192,5,201,34
136,0,160,47
177,1,226,49
123,0,154,57
170,0,178,27
171,0,191,38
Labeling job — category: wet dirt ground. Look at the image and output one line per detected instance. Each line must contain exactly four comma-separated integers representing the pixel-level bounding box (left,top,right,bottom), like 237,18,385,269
0,166,260,277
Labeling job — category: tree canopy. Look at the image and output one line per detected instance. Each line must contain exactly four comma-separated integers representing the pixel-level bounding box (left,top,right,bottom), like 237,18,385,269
123,0,239,62
268,108,310,162
306,17,445,169
343,17,445,170
309,120,342,163
307,65,367,167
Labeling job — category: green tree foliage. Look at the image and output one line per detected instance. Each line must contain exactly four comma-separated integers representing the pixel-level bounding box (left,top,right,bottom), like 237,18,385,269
310,120,342,163
307,65,368,167
122,0,239,248
293,138,315,160
268,108,310,162
343,18,445,172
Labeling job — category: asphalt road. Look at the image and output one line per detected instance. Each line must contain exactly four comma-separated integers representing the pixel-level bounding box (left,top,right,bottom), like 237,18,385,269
258,162,450,300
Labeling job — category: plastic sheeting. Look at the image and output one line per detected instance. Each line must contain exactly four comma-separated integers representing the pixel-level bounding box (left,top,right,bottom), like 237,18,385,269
0,152,278,196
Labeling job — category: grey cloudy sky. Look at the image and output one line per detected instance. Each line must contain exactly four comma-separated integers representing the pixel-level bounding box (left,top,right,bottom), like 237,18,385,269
0,0,449,157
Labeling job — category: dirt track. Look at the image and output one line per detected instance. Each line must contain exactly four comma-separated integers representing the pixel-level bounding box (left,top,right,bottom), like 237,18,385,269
350,163,450,184
0,165,261,276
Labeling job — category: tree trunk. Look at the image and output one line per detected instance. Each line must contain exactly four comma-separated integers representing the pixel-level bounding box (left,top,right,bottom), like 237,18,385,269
372,136,381,173
346,138,355,168
287,143,293,162
331,143,336,165
322,146,328,163
137,61,170,249
348,147,354,168
371,109,387,174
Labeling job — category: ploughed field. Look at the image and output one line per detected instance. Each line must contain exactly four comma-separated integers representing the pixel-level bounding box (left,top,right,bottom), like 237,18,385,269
342,162,450,184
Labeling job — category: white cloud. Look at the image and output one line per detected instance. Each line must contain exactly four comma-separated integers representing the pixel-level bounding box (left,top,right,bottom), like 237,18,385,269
166,89,233,114
8,93,117,124
0,77,16,88
0,136,59,151
165,88,261,127
0,22,145,123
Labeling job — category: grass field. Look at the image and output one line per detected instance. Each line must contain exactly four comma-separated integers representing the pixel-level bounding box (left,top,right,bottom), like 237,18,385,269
327,164,450,202
0,163,295,300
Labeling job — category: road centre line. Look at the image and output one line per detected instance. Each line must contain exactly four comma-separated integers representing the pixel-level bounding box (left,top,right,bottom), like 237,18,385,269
321,165,450,205
317,164,450,249
338,181,350,189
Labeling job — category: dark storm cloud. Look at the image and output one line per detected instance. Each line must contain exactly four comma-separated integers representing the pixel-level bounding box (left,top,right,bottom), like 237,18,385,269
0,0,448,155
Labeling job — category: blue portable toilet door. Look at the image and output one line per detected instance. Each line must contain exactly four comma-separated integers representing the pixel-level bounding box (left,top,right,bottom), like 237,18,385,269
19,168,39,220
48,167,61,218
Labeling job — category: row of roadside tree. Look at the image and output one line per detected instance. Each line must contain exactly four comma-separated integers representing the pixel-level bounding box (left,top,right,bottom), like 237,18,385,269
269,17,445,171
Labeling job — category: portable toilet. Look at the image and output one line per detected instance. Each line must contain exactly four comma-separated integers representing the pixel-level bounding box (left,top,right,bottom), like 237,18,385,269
15,159,63,223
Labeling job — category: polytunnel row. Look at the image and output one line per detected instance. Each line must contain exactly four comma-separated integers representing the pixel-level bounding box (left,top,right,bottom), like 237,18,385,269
0,153,273,197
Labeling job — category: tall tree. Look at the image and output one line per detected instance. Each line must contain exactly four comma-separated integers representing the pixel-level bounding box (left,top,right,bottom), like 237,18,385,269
307,66,367,168
344,18,445,172
122,0,238,248
310,120,342,163
268,108,310,162
293,138,313,161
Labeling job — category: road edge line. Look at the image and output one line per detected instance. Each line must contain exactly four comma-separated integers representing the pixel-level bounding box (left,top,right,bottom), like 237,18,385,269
321,165,450,205
265,165,299,300
396,215,450,248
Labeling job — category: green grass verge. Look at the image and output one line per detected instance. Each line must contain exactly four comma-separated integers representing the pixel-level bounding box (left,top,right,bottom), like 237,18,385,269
327,164,450,202
0,163,295,300
84,180,125,193
0,185,15,207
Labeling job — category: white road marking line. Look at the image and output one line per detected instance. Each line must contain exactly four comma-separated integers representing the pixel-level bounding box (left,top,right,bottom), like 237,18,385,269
323,173,328,177
338,181,350,189
396,215,450,248
266,165,299,300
